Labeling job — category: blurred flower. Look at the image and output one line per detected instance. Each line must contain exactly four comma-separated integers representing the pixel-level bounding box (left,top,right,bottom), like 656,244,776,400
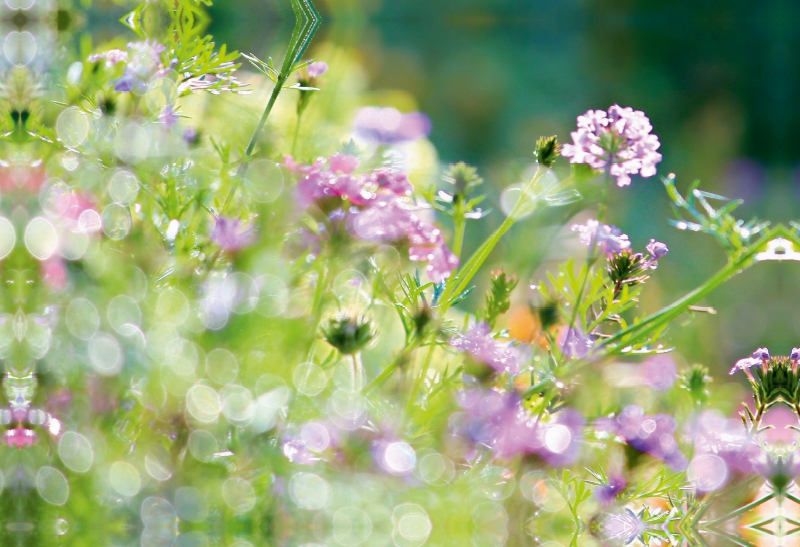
5,426,36,449
558,326,594,359
211,217,255,252
600,508,646,544
562,105,662,187
102,40,166,93
306,62,328,78
594,474,626,505
639,355,677,390
354,107,431,145
88,49,128,66
597,405,686,470
456,389,583,464
572,219,631,256
159,104,179,128
450,322,520,376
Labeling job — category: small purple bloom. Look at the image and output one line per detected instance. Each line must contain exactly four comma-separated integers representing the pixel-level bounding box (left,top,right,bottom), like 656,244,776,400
159,104,179,128
572,219,631,256
601,509,646,544
306,62,328,78
450,323,520,376
598,405,686,470
639,354,677,390
728,347,770,376
455,389,583,464
646,239,669,259
558,327,594,359
211,217,256,252
354,107,431,145
562,105,662,187
594,475,626,505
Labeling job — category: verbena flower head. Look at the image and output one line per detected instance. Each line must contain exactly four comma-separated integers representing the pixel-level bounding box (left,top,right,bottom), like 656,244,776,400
561,105,662,187
572,219,631,256
354,107,431,145
450,322,520,376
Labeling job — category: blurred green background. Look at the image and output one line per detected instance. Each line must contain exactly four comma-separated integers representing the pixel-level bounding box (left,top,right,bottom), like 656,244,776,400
89,0,800,381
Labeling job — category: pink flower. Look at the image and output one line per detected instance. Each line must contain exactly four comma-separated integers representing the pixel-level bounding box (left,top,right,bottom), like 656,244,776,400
572,219,631,255
354,107,431,145
561,105,662,187
6,426,36,449
450,323,519,375
284,156,459,283
211,217,256,252
306,62,328,78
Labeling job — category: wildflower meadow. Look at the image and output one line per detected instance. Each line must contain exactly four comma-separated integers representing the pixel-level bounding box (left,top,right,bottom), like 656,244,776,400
0,0,797,546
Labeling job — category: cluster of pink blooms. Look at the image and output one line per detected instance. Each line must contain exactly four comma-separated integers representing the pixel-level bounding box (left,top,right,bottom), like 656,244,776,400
283,154,459,283
450,323,520,375
454,389,583,465
561,105,662,187
728,347,771,376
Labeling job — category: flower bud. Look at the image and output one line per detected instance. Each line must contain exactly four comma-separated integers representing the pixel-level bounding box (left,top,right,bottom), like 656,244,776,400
321,313,377,355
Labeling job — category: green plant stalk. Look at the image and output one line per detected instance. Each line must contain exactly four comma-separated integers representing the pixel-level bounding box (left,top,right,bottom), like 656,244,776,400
363,340,421,394
291,109,304,156
406,341,437,415
594,238,766,355
452,214,466,259
440,168,564,312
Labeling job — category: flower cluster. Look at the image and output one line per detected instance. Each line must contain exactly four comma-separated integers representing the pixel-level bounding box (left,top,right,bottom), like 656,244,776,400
283,154,459,282
572,219,631,255
450,323,520,376
455,389,583,465
561,105,662,187
597,405,686,470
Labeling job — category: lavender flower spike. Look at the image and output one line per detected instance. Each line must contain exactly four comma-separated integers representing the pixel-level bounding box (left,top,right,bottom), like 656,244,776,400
561,105,662,187
646,239,668,259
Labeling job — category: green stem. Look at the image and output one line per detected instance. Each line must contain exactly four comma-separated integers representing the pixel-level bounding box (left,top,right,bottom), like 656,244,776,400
452,215,466,259
703,491,776,527
238,74,289,180
565,173,610,343
363,341,420,394
406,342,437,414
291,110,304,156
440,168,565,312
594,242,763,355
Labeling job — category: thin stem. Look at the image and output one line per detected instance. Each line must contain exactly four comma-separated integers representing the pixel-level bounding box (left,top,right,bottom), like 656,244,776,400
291,110,304,156
406,342,437,415
363,341,420,394
565,171,610,342
703,491,776,527
452,215,466,259
237,74,289,182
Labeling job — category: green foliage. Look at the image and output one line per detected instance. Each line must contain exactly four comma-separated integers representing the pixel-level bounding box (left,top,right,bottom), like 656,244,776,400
483,270,518,328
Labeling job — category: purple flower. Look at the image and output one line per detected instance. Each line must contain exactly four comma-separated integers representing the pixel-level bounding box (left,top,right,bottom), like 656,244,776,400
450,323,520,376
88,49,128,66
561,105,662,187
601,509,646,544
598,405,686,470
728,347,770,376
558,327,595,359
159,104,179,128
646,239,669,260
354,107,431,145
572,219,631,255
211,217,256,252
284,156,458,283
306,62,328,78
455,389,583,464
594,475,626,505
639,355,677,390
111,40,166,93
